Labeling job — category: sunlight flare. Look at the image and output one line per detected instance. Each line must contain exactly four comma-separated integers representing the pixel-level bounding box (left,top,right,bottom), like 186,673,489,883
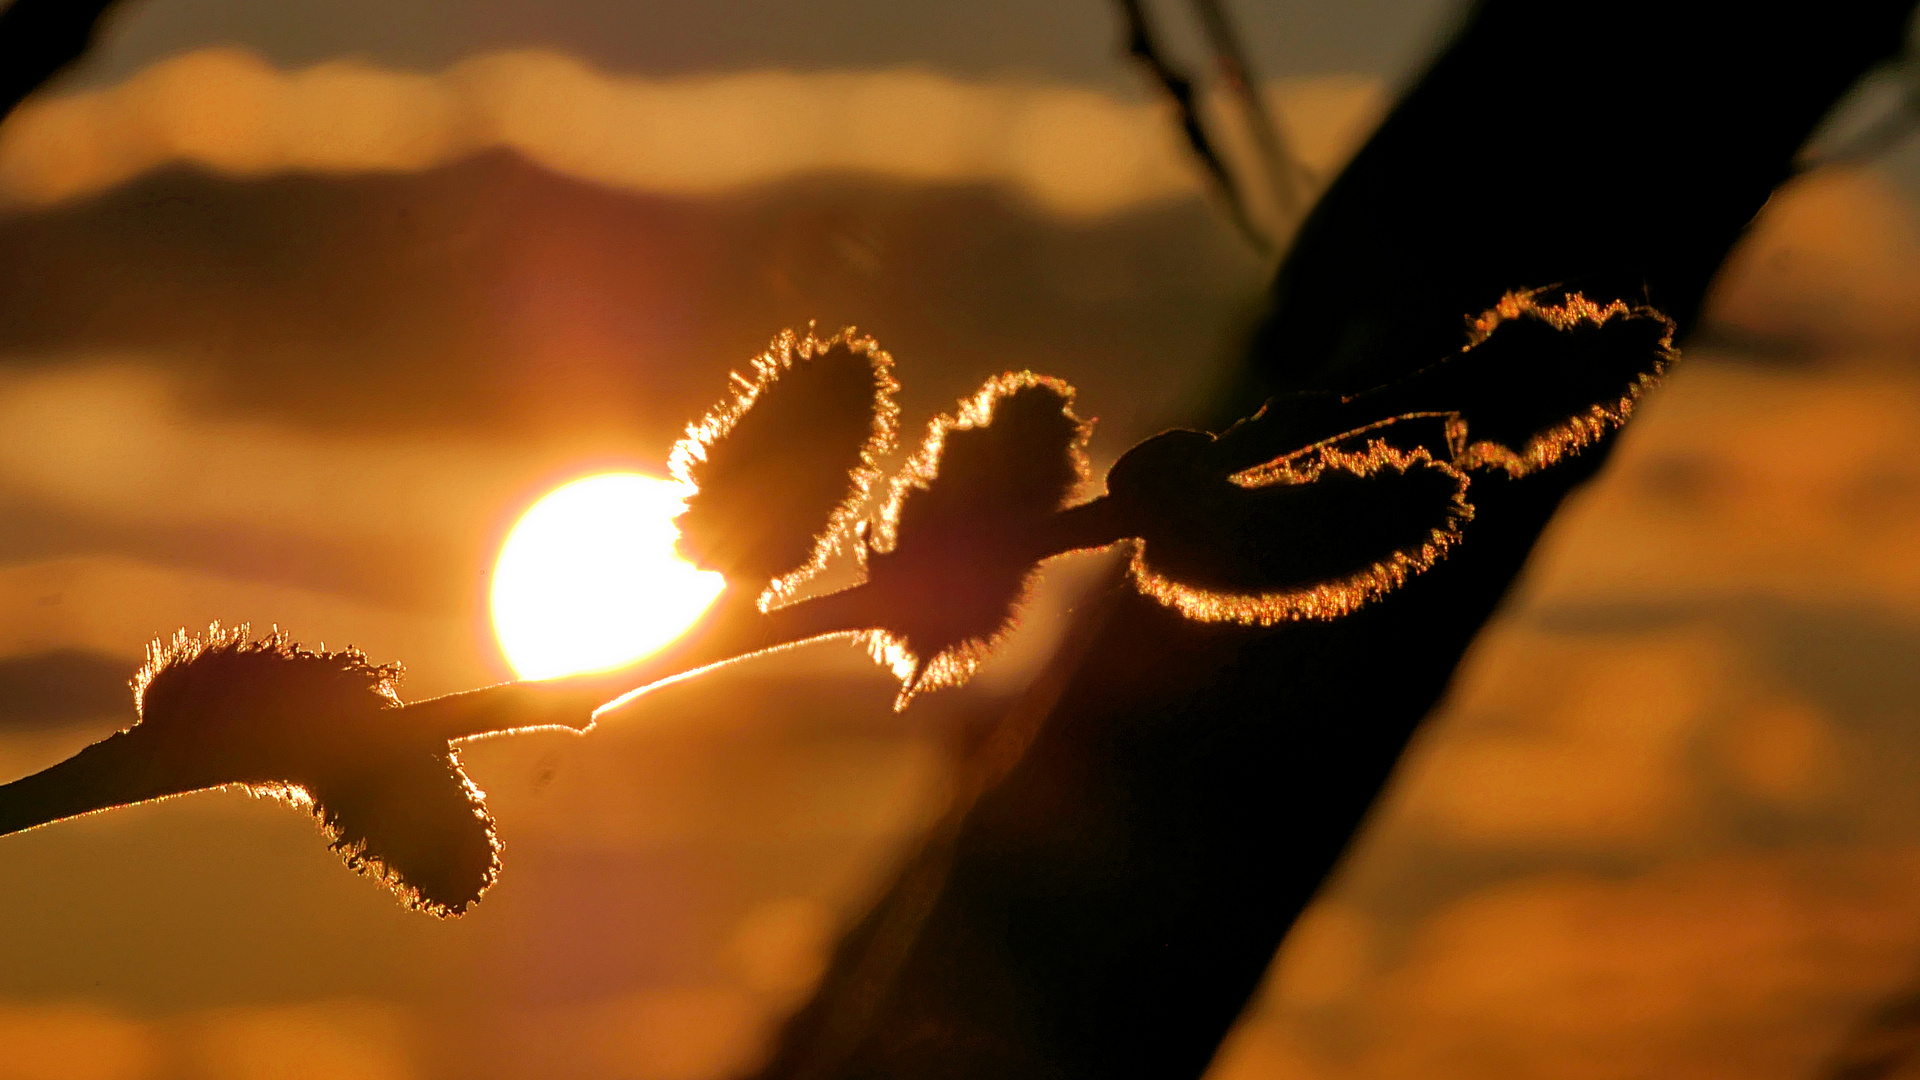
491,473,725,680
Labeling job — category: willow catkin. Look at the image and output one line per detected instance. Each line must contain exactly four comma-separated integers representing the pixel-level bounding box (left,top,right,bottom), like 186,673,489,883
864,374,1089,700
135,626,499,916
672,329,898,603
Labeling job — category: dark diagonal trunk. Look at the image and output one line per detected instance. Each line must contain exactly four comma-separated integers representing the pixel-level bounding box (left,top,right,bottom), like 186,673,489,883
752,3,1915,1078
0,0,124,117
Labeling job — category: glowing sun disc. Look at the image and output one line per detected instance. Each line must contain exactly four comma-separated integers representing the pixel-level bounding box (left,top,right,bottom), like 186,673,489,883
492,473,725,680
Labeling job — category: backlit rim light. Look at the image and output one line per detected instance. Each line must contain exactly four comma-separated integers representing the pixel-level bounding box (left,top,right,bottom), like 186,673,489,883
491,473,726,681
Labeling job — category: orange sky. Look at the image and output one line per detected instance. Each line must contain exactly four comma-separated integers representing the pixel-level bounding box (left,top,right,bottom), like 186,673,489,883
2,9,1920,1080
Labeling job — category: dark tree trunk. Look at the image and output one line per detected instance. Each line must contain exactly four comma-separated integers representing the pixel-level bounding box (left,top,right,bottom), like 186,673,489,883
0,0,124,117
757,3,1915,1078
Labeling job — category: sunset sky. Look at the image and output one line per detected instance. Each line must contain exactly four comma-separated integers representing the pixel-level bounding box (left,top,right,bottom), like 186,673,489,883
2,2,1920,1080
61,0,1457,90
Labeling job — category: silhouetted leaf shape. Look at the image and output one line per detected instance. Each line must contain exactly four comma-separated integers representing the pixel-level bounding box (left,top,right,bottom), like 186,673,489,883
1210,292,1674,478
298,747,499,918
133,628,499,915
1108,417,1472,624
864,374,1089,701
1438,291,1675,475
0,624,601,916
673,329,899,604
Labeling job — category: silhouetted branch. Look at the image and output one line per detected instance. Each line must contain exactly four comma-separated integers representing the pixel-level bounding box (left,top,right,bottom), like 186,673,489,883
0,1,1907,1074
0,629,604,915
0,296,1669,914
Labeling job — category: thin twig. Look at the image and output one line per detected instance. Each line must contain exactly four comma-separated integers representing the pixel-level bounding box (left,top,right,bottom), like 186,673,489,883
1187,0,1314,227
1116,0,1275,254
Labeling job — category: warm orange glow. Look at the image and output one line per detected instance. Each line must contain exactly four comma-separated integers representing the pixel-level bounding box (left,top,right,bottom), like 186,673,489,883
491,473,724,680
1453,292,1675,478
0,47,1385,217
1132,439,1473,625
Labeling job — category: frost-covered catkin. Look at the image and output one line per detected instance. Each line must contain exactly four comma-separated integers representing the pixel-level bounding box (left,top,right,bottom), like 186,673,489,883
1444,292,1675,476
865,374,1089,699
672,330,898,603
1110,427,1474,625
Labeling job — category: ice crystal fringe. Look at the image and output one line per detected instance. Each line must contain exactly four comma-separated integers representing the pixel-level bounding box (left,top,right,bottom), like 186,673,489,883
670,326,900,608
1130,440,1473,625
136,623,403,731
137,624,499,918
1450,291,1675,478
864,372,1091,705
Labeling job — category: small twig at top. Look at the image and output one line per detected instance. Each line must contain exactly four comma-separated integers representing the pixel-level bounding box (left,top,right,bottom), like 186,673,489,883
1798,53,1920,171
1116,0,1276,254
1187,0,1315,228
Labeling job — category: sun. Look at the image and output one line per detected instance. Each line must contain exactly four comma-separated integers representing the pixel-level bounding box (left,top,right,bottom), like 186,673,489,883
492,472,726,681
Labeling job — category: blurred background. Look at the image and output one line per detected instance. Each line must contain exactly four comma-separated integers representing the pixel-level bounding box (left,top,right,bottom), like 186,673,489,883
0,1,1917,1078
